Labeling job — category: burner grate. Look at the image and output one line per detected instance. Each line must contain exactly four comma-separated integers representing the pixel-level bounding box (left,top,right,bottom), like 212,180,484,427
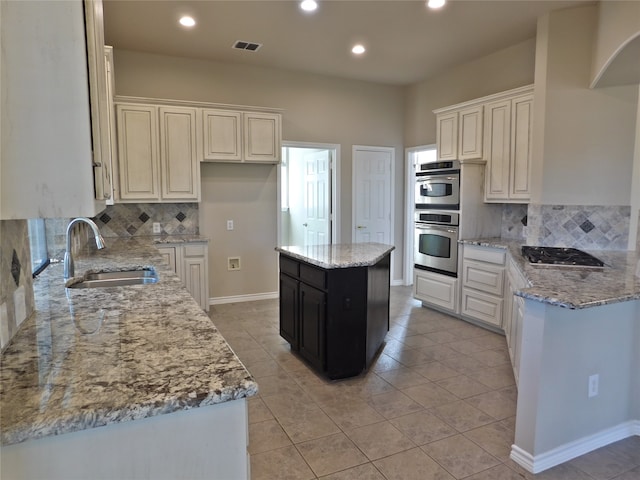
522,246,604,267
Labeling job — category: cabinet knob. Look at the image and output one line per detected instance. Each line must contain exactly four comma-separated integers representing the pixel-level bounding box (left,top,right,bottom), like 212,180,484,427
357,225,366,229
303,223,308,227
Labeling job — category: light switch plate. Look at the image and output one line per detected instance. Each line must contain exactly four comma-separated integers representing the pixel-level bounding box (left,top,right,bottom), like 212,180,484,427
0,302,9,349
14,286,26,327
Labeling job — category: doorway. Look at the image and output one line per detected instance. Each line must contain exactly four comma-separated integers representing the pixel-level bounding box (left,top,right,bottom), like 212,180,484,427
278,142,340,247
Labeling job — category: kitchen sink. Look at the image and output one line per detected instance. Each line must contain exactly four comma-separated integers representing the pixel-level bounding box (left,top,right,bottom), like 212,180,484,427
66,268,159,289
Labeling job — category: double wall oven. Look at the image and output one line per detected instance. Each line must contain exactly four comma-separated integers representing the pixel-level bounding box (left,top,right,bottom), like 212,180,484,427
415,160,460,277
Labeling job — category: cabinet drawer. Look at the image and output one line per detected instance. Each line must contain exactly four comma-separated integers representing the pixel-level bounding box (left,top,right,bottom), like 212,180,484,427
463,245,506,265
184,243,206,257
280,256,299,278
300,263,327,289
461,288,503,327
462,260,505,296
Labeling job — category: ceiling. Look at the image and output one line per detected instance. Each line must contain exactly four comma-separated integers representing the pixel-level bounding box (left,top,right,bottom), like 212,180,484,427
103,0,587,86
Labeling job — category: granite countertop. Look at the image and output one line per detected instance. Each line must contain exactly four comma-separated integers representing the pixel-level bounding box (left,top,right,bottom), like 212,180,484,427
0,237,257,447
151,234,209,244
276,243,395,269
460,238,640,309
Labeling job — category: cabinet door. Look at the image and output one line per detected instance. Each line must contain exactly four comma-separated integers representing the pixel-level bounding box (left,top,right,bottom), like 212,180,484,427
414,270,458,313
184,255,208,311
509,94,533,201
483,100,511,201
159,107,199,201
299,283,326,371
202,109,242,161
458,106,483,160
116,104,160,201
436,112,458,161
279,274,299,350
461,288,503,327
243,112,281,163
157,246,177,273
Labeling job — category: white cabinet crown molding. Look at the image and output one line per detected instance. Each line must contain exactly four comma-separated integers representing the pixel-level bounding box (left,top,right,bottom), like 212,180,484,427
114,96,284,114
433,84,534,115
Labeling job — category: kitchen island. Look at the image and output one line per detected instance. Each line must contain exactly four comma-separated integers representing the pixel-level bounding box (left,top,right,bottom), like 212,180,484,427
0,237,257,480
460,238,640,474
276,243,394,379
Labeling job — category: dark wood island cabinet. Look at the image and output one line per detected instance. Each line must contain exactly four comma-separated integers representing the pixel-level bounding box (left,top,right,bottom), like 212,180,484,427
276,243,394,379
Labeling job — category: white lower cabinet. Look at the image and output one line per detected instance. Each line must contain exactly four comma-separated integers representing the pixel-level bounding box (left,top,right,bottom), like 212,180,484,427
414,269,459,313
157,242,209,312
461,244,506,328
504,257,527,385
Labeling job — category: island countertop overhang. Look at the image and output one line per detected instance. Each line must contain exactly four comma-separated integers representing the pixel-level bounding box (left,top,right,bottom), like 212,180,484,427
276,243,395,269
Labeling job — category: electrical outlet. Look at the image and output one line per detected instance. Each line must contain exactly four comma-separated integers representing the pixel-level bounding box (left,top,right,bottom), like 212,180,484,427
152,222,161,234
588,374,599,398
13,286,26,327
522,226,529,238
227,220,234,231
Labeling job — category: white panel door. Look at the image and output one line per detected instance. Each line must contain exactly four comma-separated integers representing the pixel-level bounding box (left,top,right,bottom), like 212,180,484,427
352,146,393,244
303,149,331,246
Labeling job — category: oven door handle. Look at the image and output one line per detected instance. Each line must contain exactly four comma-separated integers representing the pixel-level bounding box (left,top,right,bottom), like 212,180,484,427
415,224,458,235
416,176,458,184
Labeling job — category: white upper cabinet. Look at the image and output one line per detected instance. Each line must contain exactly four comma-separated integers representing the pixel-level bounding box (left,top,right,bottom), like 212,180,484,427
436,112,458,161
434,85,533,204
243,112,282,163
202,109,243,161
202,109,281,163
159,107,199,201
458,106,483,160
116,104,161,201
0,0,109,219
116,103,200,203
484,93,533,202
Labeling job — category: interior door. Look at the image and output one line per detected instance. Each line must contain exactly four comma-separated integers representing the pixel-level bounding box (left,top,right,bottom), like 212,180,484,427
352,146,393,244
284,147,331,247
303,149,330,246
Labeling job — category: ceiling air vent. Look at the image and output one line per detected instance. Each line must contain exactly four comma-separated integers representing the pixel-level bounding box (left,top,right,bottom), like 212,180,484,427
232,40,262,52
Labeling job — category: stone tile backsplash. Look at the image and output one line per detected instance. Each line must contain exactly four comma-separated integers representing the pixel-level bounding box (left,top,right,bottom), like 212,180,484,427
527,204,631,250
0,220,35,351
45,203,200,257
501,204,528,240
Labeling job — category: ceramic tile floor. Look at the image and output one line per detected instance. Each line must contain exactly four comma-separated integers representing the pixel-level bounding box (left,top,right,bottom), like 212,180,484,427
210,286,640,480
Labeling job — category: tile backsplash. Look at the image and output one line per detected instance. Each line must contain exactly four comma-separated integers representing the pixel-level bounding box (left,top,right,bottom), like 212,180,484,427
0,220,35,350
501,204,528,240
45,203,200,257
527,204,631,250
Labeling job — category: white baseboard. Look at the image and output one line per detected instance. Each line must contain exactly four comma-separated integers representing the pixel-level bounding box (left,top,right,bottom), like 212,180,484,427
510,420,640,474
209,292,279,305
390,278,404,287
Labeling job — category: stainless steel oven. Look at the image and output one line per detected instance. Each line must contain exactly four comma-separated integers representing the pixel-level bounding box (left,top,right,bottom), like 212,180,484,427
415,160,460,209
414,210,459,277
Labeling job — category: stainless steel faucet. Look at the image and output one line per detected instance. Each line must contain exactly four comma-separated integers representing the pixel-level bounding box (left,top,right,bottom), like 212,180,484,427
63,217,106,280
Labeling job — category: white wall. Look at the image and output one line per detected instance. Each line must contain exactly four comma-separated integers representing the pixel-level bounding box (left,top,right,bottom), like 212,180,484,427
112,50,404,298
530,4,638,206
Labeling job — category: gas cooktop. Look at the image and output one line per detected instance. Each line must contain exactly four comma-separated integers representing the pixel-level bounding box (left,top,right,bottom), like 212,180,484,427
521,246,605,267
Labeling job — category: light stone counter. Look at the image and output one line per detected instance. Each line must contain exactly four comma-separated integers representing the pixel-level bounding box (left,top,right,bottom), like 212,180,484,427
0,237,257,447
276,243,395,269
460,237,640,309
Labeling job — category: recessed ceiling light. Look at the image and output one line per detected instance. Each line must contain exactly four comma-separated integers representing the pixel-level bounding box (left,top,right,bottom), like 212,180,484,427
352,44,366,55
427,0,446,9
300,0,318,12
179,16,196,27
